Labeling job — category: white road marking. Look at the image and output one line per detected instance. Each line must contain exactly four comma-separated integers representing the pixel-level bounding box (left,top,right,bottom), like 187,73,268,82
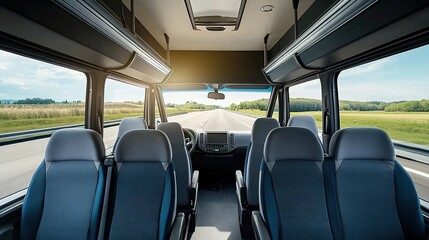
404,166,429,179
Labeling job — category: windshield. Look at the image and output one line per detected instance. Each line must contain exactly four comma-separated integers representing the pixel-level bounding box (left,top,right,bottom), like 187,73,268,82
162,88,274,131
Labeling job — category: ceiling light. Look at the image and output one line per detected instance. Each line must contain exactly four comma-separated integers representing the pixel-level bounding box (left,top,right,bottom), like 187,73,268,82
261,5,274,12
185,0,247,31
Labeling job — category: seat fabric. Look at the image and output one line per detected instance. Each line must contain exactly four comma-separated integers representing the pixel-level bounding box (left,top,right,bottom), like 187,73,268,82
108,129,176,240
157,122,192,207
245,117,279,206
113,117,147,150
21,129,105,240
260,127,333,240
329,127,425,240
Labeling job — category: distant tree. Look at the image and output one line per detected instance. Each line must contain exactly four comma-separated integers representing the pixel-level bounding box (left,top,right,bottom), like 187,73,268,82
290,98,322,112
385,100,429,112
228,98,428,113
14,98,56,104
166,101,221,110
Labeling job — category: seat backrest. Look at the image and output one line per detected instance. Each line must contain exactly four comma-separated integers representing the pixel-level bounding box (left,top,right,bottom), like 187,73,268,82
260,127,333,240
157,122,192,207
113,117,147,150
287,115,318,137
329,127,424,239
21,129,105,240
245,117,279,206
108,129,176,240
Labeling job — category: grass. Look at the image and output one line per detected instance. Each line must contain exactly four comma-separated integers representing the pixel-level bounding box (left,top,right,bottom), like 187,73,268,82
236,109,280,120
0,103,203,134
339,111,429,146
236,109,429,146
1,104,428,146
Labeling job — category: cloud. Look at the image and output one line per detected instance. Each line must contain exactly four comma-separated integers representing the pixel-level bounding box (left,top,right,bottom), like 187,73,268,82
34,67,85,81
339,79,428,102
289,80,321,99
341,58,395,77
0,77,26,86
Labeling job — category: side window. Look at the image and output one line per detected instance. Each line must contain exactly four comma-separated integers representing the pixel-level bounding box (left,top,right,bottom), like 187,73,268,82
0,50,86,199
103,79,145,150
338,45,429,147
338,45,429,200
288,79,322,130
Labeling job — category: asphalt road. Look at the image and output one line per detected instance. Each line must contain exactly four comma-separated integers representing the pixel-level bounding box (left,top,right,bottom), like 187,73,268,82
1,109,429,203
168,109,255,131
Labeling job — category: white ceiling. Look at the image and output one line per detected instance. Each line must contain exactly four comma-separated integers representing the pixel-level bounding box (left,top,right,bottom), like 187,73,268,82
125,0,314,51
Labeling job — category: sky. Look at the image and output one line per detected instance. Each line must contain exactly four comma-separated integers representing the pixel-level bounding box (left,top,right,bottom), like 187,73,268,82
1,44,428,106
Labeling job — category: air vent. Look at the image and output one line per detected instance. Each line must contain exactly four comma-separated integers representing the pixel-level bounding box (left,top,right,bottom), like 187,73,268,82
206,26,226,31
199,133,204,148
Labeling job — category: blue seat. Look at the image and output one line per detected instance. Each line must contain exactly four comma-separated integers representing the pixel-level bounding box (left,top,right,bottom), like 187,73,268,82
252,127,333,240
157,122,199,234
106,129,181,240
235,118,279,230
287,115,318,137
328,127,425,240
113,117,147,151
21,129,105,240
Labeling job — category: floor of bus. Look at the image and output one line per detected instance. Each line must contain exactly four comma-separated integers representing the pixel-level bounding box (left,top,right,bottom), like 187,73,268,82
191,174,243,240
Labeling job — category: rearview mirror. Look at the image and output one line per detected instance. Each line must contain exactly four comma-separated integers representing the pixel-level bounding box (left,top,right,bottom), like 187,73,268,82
207,91,225,100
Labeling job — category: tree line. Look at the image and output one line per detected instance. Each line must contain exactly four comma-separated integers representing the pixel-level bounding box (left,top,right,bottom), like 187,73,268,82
6,98,429,112
6,98,83,104
385,100,429,112
166,101,221,110
229,98,429,112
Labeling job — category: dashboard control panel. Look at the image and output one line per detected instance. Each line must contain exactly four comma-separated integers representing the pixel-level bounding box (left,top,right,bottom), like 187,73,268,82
199,131,234,154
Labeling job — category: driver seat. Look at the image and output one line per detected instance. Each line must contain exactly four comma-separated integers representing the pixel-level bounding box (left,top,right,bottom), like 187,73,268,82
157,122,199,237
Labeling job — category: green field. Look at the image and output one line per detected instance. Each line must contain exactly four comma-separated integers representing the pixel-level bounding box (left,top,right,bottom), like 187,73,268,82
236,109,429,146
1,104,428,146
0,103,192,134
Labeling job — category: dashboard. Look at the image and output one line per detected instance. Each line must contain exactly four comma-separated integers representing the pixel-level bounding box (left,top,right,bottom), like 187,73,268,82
183,129,251,176
197,131,250,154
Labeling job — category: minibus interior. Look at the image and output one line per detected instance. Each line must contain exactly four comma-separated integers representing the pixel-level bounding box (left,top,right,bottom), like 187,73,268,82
0,0,429,239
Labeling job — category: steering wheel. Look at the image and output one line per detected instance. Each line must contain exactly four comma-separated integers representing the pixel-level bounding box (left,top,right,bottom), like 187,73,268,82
183,128,197,154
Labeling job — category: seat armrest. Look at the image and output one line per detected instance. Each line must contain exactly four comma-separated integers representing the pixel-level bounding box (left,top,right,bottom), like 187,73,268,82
191,170,199,189
235,170,247,205
236,170,245,189
252,211,270,240
169,212,185,240
190,170,199,209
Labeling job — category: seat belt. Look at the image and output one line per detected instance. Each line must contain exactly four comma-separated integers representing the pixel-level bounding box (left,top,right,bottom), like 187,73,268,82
97,154,114,240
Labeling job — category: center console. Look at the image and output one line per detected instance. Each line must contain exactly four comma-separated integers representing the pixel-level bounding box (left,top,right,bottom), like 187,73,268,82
198,131,234,153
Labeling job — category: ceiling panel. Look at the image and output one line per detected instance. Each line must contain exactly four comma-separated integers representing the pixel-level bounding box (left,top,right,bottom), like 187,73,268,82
125,0,314,51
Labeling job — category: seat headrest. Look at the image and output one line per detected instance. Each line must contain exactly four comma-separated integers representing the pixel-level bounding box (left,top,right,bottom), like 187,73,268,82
251,118,280,144
45,129,105,162
287,115,318,137
157,122,185,146
264,127,324,163
117,117,147,140
329,127,395,161
114,129,172,163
